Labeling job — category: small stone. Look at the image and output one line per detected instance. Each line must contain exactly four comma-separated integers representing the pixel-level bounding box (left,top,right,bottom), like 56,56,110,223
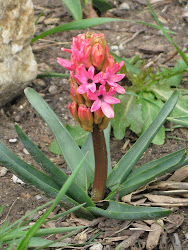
23,148,29,155
119,43,124,51
9,138,17,143
90,243,103,250
48,85,58,94
12,174,25,185
0,167,8,177
110,45,119,51
44,17,60,25
119,2,130,10
183,6,188,22
0,0,38,108
75,232,87,244
35,195,42,200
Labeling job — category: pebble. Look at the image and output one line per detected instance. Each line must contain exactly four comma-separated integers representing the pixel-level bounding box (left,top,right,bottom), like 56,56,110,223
23,148,29,155
119,2,130,10
44,17,60,25
9,138,17,143
183,6,188,22
35,195,42,200
119,43,124,51
110,45,119,51
12,174,25,185
48,85,58,94
90,243,103,250
0,167,8,177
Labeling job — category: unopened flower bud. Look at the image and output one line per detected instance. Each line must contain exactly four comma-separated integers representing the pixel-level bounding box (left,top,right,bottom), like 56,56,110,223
98,116,111,130
78,104,93,131
91,43,105,68
68,101,80,122
94,108,104,124
70,78,85,105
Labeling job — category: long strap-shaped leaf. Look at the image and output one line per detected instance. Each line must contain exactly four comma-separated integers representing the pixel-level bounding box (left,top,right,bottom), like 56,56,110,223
0,142,94,220
15,124,94,207
167,116,188,128
25,87,94,191
107,150,188,200
107,90,179,190
127,147,188,179
88,200,171,220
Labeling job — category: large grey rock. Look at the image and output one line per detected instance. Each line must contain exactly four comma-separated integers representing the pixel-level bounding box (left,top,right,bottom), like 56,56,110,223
0,0,37,107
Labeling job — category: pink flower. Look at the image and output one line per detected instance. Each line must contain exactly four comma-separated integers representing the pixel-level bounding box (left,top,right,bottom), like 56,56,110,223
72,65,102,94
57,57,75,71
88,85,120,118
101,61,125,94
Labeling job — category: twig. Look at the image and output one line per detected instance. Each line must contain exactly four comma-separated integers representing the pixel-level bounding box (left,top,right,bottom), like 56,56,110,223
0,198,19,225
172,233,182,250
120,30,145,46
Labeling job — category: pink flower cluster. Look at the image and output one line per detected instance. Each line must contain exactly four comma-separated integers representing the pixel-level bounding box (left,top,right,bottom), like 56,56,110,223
57,32,125,131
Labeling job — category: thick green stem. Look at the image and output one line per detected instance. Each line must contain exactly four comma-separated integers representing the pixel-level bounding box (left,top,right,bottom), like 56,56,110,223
91,124,107,201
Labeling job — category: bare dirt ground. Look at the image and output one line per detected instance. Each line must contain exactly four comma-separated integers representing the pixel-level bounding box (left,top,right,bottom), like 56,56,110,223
0,0,188,249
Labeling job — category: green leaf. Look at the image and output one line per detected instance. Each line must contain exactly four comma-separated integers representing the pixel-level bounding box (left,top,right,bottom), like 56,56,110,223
12,237,74,248
93,0,112,12
152,86,188,117
159,59,187,88
25,87,94,191
31,18,126,43
0,141,94,220
37,71,69,78
0,141,61,193
167,116,188,128
107,149,188,200
50,137,62,155
138,92,165,145
15,124,94,207
66,125,88,146
110,52,140,75
50,125,88,153
61,0,82,20
88,200,171,220
128,147,188,179
112,94,144,140
107,90,179,190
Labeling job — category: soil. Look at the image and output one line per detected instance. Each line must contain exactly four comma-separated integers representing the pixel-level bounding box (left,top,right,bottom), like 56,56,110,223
0,0,188,249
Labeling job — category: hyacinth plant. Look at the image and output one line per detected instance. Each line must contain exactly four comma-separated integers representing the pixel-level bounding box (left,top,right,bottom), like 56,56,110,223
1,32,188,221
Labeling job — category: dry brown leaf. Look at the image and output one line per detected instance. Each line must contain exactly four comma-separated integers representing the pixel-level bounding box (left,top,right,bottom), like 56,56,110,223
164,214,184,233
131,222,152,232
149,181,188,190
146,220,164,250
144,194,188,205
121,193,132,203
138,44,166,54
167,165,188,182
116,230,145,249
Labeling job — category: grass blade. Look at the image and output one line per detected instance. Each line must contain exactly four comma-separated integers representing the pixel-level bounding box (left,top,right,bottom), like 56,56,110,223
31,18,126,43
17,154,88,250
37,71,69,78
146,0,188,66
